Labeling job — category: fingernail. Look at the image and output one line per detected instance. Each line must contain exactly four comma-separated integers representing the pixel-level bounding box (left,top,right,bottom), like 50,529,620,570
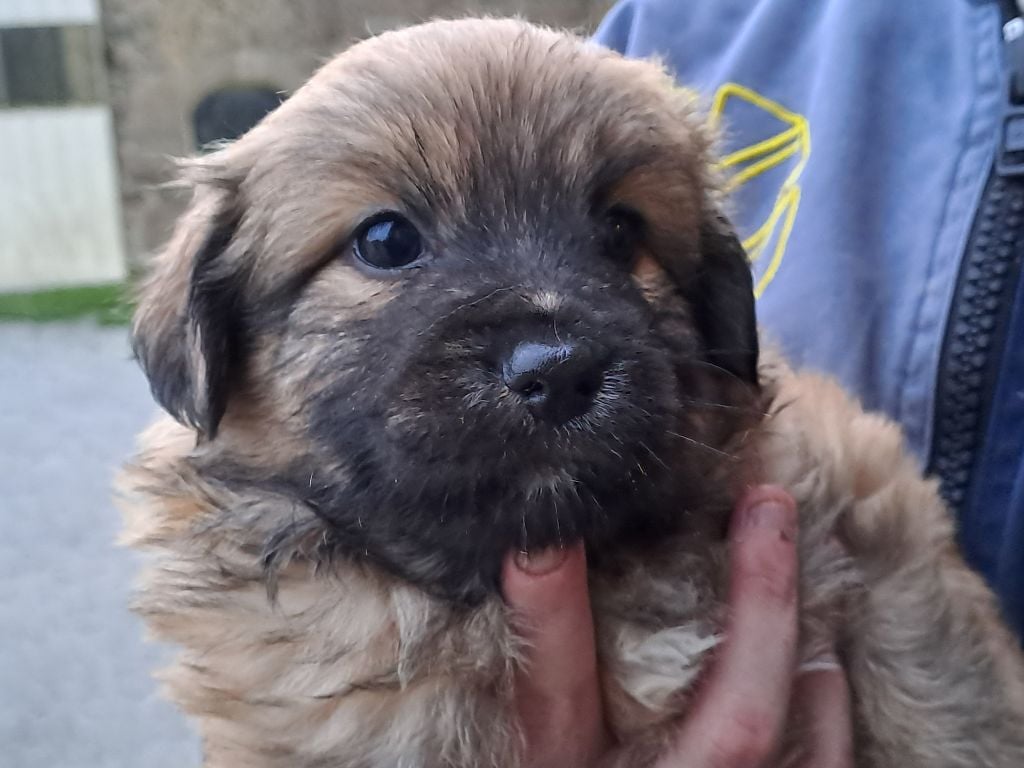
738,497,796,541
798,653,843,675
515,546,568,575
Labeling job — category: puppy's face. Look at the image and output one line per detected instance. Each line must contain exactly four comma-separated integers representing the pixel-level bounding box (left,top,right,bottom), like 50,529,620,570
133,20,760,602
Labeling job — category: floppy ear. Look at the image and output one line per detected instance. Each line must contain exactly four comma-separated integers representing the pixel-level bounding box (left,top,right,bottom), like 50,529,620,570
131,184,244,438
688,213,760,386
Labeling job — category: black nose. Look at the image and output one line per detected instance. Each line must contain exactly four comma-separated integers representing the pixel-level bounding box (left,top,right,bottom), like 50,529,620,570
502,341,606,424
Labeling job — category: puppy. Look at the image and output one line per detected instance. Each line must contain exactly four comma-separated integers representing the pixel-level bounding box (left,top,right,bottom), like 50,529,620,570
119,18,1024,767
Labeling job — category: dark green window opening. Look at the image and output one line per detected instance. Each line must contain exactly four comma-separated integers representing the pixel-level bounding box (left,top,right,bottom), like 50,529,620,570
0,25,105,107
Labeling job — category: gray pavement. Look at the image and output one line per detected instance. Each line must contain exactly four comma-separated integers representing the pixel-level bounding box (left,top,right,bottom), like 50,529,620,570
0,322,201,767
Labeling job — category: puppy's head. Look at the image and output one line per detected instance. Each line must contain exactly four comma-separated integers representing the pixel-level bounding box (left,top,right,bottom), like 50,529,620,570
132,19,760,602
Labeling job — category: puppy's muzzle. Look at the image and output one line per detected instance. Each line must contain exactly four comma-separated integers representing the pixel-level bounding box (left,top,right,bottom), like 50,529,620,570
501,339,608,425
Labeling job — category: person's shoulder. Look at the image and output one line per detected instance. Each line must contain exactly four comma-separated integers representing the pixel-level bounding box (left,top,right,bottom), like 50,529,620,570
591,0,691,55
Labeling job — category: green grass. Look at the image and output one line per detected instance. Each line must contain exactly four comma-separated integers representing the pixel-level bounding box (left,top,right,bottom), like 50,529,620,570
0,283,132,325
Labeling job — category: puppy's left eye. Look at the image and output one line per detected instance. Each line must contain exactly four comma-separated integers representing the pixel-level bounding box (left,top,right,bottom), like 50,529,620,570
353,213,423,270
603,206,644,265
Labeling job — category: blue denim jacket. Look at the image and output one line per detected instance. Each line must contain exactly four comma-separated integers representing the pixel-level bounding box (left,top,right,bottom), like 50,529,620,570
594,0,1024,635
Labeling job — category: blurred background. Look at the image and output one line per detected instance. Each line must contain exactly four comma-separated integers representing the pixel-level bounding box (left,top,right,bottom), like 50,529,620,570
0,2,612,766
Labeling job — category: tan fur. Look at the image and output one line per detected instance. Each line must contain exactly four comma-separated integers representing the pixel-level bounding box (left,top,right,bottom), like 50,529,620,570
119,18,1024,768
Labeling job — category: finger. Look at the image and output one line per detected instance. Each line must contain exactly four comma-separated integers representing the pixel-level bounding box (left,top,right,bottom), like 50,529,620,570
659,486,799,768
502,542,610,767
790,659,854,768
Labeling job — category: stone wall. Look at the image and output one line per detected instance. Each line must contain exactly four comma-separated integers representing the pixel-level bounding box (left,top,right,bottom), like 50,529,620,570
100,0,614,270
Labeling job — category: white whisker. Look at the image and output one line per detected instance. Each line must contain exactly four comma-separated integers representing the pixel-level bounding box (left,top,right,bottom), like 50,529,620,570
665,430,735,459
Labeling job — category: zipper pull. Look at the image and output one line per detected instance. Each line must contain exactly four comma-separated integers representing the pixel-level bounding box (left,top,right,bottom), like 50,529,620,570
998,16,1024,175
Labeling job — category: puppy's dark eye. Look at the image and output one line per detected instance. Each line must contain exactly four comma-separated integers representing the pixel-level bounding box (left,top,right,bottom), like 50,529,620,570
603,206,644,265
353,213,423,269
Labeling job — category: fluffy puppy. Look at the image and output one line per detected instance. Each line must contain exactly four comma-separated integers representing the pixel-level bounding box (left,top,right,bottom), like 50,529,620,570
119,18,1024,768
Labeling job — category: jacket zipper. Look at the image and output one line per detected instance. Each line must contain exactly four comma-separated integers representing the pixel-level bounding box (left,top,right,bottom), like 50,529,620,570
928,4,1024,510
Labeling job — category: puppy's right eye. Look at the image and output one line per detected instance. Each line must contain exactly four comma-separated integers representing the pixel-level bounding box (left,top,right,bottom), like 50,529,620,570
353,213,423,270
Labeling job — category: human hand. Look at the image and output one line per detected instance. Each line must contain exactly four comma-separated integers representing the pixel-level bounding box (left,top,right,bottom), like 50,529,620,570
502,485,853,768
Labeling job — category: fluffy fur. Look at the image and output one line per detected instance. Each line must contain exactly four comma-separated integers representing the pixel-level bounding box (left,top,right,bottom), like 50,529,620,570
118,19,1024,767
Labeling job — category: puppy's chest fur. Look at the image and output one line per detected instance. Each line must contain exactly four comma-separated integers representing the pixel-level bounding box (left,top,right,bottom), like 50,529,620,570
118,361,887,768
